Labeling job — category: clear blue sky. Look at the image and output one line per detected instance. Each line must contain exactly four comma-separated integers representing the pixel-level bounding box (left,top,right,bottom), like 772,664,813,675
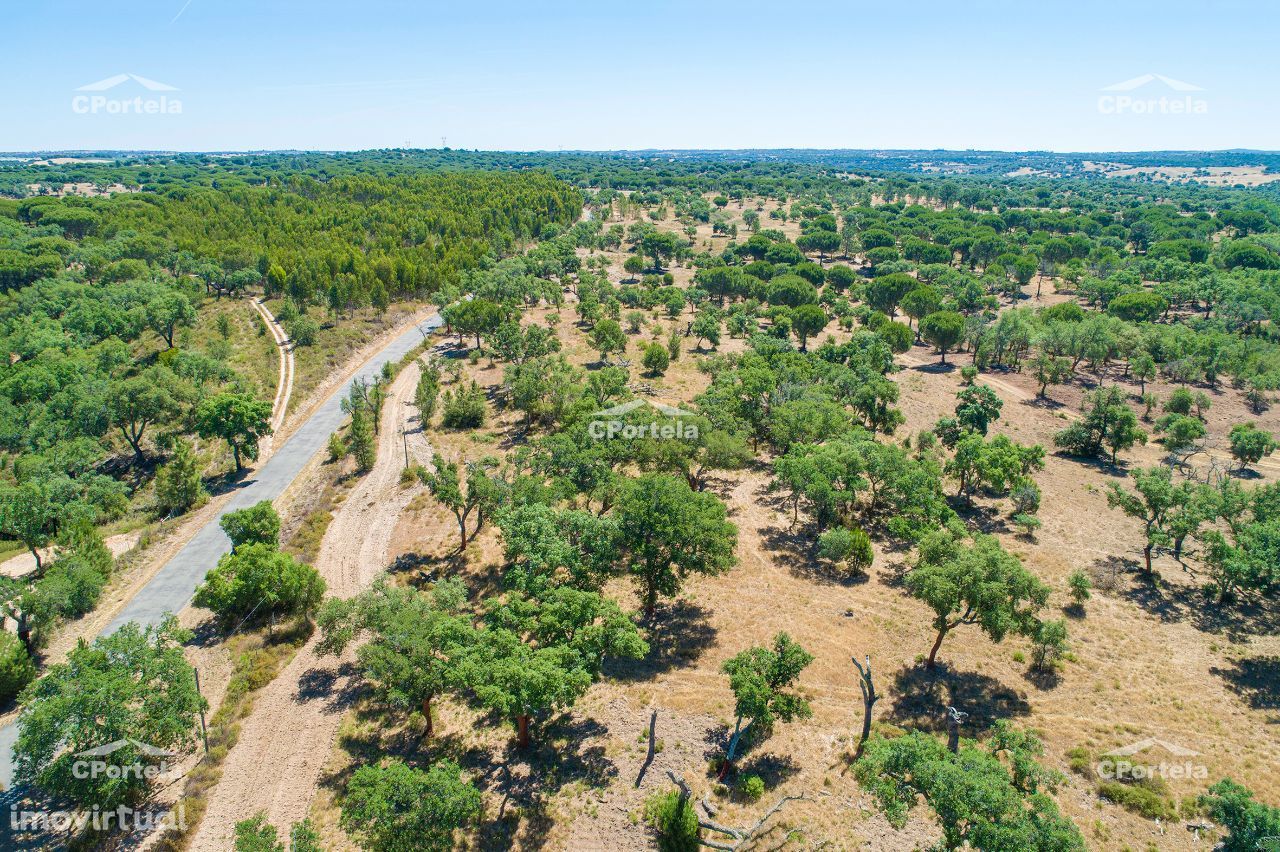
5,0,1274,153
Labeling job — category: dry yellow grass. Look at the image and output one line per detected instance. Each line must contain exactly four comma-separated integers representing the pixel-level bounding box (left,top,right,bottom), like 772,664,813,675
304,201,1280,851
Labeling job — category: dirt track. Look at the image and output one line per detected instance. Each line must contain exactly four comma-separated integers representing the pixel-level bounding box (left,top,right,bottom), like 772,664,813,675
190,359,435,850
250,297,296,461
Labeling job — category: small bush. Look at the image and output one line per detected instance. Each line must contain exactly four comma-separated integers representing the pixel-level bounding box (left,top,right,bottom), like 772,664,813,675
441,381,487,429
1066,746,1091,776
644,791,701,852
1068,570,1092,607
326,432,346,463
286,315,319,347
1098,780,1176,820
737,774,765,802
1012,513,1042,538
0,631,35,703
817,526,873,575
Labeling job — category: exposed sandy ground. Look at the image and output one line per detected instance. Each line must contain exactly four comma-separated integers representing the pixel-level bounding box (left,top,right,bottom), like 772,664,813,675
24,181,135,196
249,297,295,462
189,358,437,850
0,530,140,580
1095,164,1280,186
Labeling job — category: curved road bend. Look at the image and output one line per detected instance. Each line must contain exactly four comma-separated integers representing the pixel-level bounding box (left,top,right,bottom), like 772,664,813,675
0,312,442,790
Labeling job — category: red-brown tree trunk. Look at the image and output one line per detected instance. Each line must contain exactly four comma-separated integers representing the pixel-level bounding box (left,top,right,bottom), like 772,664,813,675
926,626,947,669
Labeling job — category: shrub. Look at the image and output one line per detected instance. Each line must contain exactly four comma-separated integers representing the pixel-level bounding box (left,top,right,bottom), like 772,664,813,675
286,315,319,347
0,631,35,703
441,381,487,429
1164,387,1194,415
1201,779,1280,851
25,555,108,630
1013,513,1042,538
154,438,207,517
737,774,765,802
817,527,873,575
1068,570,1092,607
644,791,701,852
642,342,670,376
1098,780,1176,820
1010,479,1041,515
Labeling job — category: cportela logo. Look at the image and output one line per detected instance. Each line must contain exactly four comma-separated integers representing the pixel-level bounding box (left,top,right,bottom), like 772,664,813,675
1097,73,1207,116
71,738,175,781
588,398,699,442
72,73,183,115
1094,737,1207,782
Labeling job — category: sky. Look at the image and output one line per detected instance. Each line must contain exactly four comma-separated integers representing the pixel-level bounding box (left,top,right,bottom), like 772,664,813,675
4,0,1276,153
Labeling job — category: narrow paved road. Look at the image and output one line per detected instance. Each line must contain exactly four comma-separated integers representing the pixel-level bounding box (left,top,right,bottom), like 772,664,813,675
191,359,437,849
0,312,442,789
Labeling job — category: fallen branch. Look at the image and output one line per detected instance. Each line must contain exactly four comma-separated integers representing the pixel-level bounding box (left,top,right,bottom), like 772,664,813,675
665,771,808,851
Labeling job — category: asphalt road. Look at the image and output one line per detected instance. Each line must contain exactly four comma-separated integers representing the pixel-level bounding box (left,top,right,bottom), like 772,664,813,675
0,313,441,793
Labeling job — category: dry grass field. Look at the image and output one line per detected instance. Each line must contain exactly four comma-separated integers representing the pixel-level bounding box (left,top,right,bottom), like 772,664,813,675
122,190,1279,852
249,196,1280,851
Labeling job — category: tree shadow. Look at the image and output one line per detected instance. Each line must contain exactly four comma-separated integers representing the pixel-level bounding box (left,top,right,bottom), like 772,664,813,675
294,660,362,713
877,557,915,590
1023,665,1063,691
462,715,616,851
607,600,717,679
738,752,802,789
1063,602,1087,620
1022,395,1067,412
949,499,1009,536
185,614,225,649
1211,656,1280,718
910,360,955,374
1111,558,1280,641
1051,451,1133,479
887,662,1031,736
323,700,602,850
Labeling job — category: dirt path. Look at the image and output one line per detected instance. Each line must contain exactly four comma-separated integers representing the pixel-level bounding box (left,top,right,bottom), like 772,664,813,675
189,360,435,850
0,530,140,579
250,297,295,461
